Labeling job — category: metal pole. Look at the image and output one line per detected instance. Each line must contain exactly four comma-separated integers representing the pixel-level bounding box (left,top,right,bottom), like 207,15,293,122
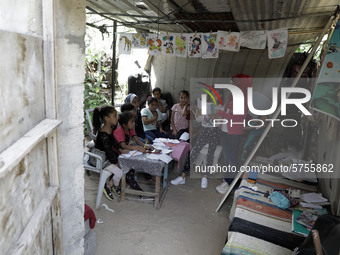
111,20,117,106
215,12,339,213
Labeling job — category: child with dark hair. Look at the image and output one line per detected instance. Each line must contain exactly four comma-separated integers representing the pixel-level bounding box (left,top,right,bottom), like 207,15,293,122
92,105,123,200
114,111,152,151
113,111,152,191
120,102,153,144
120,102,134,113
141,97,169,142
171,90,190,139
152,87,168,122
124,94,153,144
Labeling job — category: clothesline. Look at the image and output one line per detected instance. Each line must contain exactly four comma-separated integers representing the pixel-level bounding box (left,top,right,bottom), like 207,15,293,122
118,28,288,59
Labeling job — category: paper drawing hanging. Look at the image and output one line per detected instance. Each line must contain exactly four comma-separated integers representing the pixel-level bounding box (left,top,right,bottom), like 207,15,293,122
240,31,267,49
132,33,148,48
147,34,162,56
216,30,240,52
118,33,133,55
267,28,288,59
202,33,219,58
161,34,175,56
174,34,187,58
188,33,202,58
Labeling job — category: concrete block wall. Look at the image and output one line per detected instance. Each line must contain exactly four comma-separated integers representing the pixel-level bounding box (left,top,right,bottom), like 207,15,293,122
55,0,86,254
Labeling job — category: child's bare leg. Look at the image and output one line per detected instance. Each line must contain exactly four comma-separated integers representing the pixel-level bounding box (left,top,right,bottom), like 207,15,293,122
106,178,114,188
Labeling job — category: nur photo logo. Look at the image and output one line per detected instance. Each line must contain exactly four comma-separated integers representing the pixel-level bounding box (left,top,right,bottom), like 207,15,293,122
196,79,312,128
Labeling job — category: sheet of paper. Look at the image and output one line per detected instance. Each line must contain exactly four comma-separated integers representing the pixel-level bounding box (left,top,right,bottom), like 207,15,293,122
147,153,172,163
300,193,328,203
120,150,143,158
161,148,173,154
154,138,180,144
158,154,173,163
166,139,180,144
179,132,190,141
147,154,161,160
153,142,166,148
299,202,323,209
154,138,168,142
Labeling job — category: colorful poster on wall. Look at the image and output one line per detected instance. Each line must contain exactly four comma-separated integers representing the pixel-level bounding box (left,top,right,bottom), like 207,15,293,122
201,33,219,58
267,28,288,59
174,34,187,58
118,33,133,55
240,31,267,49
310,21,340,121
161,34,175,56
216,30,240,52
147,34,162,56
132,33,148,48
188,33,202,58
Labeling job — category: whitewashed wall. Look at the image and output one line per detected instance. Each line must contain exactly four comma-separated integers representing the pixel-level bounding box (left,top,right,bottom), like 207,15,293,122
0,0,85,254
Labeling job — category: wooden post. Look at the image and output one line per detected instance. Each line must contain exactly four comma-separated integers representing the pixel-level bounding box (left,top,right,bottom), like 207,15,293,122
47,133,63,254
111,20,117,106
154,176,160,208
121,174,126,201
42,0,63,252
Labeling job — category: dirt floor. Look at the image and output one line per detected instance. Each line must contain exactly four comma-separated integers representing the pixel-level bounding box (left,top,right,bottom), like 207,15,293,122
84,164,234,255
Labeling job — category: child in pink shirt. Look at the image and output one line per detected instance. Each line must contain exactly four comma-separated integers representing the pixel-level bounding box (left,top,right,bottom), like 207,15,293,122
114,111,152,151
171,90,190,139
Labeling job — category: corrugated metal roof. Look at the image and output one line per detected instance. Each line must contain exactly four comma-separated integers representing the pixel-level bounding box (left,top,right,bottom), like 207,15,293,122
86,0,339,39
173,12,238,32
195,0,231,12
230,0,338,45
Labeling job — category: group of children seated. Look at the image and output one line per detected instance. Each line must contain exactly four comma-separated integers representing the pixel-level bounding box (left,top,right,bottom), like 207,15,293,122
92,74,259,205
91,88,191,201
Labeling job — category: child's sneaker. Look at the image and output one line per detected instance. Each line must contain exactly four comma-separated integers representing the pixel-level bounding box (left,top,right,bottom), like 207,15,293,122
201,177,208,188
111,186,121,197
103,184,114,200
170,176,185,185
216,181,229,194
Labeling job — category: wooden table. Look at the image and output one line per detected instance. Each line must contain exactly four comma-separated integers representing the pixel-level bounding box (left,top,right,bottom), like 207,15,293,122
118,154,169,209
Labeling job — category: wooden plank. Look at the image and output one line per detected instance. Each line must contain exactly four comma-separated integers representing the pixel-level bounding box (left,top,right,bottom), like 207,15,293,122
6,187,58,255
154,176,160,208
122,188,158,197
0,119,62,178
121,174,126,201
43,0,56,119
47,132,63,254
156,182,169,210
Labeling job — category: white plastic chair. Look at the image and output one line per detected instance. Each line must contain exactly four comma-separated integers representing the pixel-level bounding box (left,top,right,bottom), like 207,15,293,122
84,150,112,209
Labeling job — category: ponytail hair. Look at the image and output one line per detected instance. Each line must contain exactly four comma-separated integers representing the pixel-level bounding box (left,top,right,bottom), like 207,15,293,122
92,105,116,134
